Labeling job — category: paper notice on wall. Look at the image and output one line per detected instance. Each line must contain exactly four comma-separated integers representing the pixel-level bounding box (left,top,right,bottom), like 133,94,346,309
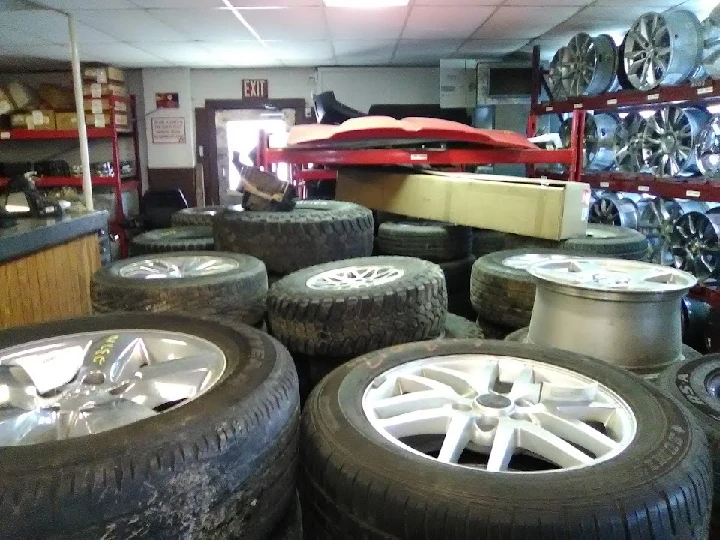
151,116,186,144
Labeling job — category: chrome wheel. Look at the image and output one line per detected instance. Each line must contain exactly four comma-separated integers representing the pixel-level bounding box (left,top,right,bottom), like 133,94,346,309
0,330,226,446
547,47,570,101
671,211,720,281
639,198,708,265
563,33,618,96
362,354,637,472
623,10,703,90
502,253,574,271
642,106,708,177
118,255,240,279
614,113,647,173
560,113,618,171
697,114,720,179
589,196,639,229
306,265,404,290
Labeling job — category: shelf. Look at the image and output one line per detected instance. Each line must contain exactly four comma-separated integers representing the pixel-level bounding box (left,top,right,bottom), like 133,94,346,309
533,79,720,115
265,147,574,166
0,127,133,141
0,177,139,189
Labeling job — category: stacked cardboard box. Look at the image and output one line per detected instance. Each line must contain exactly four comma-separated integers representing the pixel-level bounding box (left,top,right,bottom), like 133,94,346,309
81,66,128,128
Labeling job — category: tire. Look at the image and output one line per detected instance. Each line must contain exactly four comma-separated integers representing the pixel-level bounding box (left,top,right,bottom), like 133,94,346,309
91,252,268,326
472,229,506,257
470,248,568,329
441,314,484,338
267,256,447,357
171,205,241,227
301,340,712,539
439,256,475,294
214,200,374,275
376,222,472,262
657,357,720,513
476,316,513,339
0,313,299,539
271,491,303,540
130,226,214,256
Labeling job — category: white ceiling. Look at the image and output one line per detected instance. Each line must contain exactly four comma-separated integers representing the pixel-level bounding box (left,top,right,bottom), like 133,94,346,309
0,0,714,69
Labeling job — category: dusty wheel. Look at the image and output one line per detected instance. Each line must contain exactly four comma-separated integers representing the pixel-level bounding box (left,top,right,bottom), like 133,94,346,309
171,205,242,227
214,200,374,275
91,252,268,326
267,256,447,357
376,221,472,262
301,340,711,539
0,313,299,539
130,226,214,255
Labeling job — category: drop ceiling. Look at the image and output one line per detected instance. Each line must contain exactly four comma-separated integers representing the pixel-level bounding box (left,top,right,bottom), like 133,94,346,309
0,0,713,70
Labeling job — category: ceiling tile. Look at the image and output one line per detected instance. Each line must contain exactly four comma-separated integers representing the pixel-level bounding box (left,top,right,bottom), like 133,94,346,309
149,8,255,40
326,6,407,40
0,10,118,43
34,0,138,9
72,10,188,42
474,6,583,39
241,8,328,39
201,41,282,66
403,6,495,39
456,39,530,56
78,42,171,66
503,0,594,5
0,43,72,60
393,39,463,63
267,40,334,63
414,0,502,4
128,42,210,65
594,0,684,5
131,0,225,7
234,0,322,5
334,40,395,65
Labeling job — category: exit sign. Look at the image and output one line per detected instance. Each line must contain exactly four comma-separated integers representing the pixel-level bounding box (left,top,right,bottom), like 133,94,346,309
242,79,269,98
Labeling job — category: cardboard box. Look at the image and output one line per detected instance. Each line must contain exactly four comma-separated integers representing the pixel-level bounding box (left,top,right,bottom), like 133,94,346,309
0,87,14,115
83,98,127,113
6,81,38,111
85,112,128,128
336,169,591,240
38,84,74,110
55,112,78,130
83,66,124,84
11,110,55,130
82,83,127,98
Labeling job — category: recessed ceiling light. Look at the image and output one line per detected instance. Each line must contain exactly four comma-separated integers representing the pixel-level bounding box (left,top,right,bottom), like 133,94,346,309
324,0,409,7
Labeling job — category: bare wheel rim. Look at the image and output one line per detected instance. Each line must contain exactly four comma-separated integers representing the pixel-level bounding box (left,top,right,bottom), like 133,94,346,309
0,330,226,446
547,47,570,101
589,196,639,229
561,114,617,171
563,33,617,96
118,255,240,279
639,199,708,265
623,11,702,91
614,113,647,173
697,114,720,179
502,253,575,270
306,265,405,290
362,354,637,472
671,211,720,281
641,106,708,177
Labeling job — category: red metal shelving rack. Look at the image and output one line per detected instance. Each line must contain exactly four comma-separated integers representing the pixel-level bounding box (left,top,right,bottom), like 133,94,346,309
0,95,141,257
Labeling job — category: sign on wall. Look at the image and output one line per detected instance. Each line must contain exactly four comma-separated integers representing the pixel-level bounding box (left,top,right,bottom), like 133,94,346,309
151,116,186,144
242,79,269,99
156,92,180,109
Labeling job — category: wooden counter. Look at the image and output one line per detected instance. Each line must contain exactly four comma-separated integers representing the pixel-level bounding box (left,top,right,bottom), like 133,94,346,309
0,212,108,329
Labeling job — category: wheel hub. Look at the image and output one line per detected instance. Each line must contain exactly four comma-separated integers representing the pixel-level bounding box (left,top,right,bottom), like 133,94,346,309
306,265,404,290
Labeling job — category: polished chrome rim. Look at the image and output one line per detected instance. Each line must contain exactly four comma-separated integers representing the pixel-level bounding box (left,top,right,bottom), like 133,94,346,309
547,47,570,101
563,33,617,97
561,114,617,171
528,258,696,293
503,253,574,271
362,354,637,472
0,330,226,446
639,199,707,265
697,114,720,178
614,113,647,173
671,211,720,281
642,107,707,177
306,265,404,290
118,255,240,279
589,196,639,229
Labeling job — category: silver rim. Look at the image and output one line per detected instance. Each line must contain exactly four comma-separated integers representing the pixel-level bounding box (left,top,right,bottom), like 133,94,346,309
639,199,707,265
502,253,574,271
362,354,637,472
560,114,617,171
623,11,702,90
697,114,720,179
0,330,226,446
563,33,617,97
547,47,570,101
306,265,405,290
118,255,240,279
642,107,708,177
589,196,639,229
528,258,695,293
614,113,647,173
671,211,720,281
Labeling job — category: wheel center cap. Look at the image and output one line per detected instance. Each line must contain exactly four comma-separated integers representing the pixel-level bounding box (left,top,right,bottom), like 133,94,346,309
475,393,512,409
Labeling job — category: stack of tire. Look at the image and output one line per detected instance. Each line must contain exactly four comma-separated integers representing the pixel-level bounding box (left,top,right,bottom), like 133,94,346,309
129,226,215,256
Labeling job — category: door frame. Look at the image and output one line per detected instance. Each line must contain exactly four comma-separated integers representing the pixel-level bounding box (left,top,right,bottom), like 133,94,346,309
203,98,309,205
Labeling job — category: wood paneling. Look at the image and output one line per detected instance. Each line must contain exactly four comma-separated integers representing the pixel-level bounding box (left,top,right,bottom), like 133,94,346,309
147,167,197,207
0,234,100,329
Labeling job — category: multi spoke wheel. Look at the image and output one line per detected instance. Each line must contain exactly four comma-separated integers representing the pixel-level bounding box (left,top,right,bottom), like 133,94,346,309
306,265,405,290
0,330,225,446
118,255,240,279
639,198,708,265
560,113,618,171
363,354,636,471
614,113,647,173
589,195,639,229
642,106,708,177
546,46,570,101
623,10,703,90
697,114,720,180
562,33,618,97
671,211,720,281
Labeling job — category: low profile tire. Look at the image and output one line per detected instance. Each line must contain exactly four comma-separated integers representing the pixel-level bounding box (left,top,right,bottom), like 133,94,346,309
130,226,214,255
267,256,447,357
470,249,570,329
91,252,268,326
0,313,299,539
301,340,712,539
171,205,242,227
439,256,475,294
441,314,484,338
376,221,472,262
214,200,374,275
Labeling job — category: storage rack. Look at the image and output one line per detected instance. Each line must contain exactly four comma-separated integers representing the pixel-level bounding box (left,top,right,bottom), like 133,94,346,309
0,96,140,257
525,45,720,305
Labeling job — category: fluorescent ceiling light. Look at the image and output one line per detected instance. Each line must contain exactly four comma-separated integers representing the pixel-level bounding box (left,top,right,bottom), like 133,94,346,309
324,0,409,7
